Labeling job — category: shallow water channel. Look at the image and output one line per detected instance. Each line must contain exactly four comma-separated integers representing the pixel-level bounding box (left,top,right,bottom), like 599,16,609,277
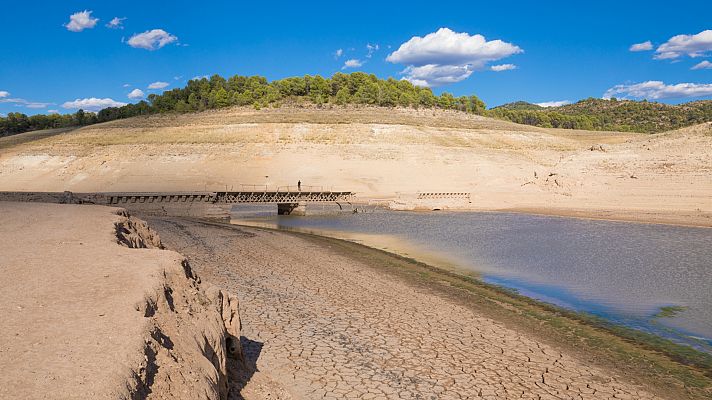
233,206,712,352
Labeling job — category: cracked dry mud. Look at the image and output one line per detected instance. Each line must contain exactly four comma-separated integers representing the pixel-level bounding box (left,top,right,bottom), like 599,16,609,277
149,217,661,400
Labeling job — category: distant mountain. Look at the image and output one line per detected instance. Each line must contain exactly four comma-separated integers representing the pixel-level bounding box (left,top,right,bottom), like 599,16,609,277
488,98,712,133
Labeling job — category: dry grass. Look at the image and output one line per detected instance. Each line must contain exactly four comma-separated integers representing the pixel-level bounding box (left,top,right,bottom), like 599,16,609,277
19,106,639,150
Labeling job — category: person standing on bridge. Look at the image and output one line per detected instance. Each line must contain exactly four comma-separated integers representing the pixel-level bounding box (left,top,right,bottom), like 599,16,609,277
298,180,301,191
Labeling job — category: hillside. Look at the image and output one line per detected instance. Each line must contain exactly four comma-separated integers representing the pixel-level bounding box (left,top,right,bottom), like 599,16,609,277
490,98,712,133
492,101,544,111
3,72,711,138
0,106,710,226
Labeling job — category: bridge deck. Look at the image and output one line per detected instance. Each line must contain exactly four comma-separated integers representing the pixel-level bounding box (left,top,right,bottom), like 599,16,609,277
104,191,354,205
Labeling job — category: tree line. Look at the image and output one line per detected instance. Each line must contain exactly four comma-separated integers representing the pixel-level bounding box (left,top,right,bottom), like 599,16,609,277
490,98,712,133
0,110,98,137
2,72,710,137
1,72,486,137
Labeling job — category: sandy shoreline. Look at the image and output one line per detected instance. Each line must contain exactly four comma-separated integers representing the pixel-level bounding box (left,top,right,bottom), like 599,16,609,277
147,216,711,399
499,206,712,229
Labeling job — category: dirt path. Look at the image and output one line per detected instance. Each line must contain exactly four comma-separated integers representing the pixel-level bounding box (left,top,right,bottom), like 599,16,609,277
148,217,665,400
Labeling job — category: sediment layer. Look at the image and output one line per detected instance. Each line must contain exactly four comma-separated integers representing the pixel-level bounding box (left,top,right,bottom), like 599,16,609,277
0,202,241,399
0,108,709,226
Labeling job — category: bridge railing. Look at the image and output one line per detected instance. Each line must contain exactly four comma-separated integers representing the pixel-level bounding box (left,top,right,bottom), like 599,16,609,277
225,184,338,193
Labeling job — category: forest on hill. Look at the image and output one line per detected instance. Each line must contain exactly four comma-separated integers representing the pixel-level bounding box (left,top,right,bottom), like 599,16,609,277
1,72,710,136
491,98,712,132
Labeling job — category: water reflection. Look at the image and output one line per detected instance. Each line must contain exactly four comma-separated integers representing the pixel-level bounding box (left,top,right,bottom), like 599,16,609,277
232,205,712,352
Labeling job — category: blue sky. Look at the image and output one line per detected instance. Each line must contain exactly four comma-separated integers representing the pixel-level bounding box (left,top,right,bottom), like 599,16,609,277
1,0,711,115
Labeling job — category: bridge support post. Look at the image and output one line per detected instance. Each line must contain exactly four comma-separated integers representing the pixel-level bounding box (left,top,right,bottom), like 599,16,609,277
204,204,232,220
278,202,306,216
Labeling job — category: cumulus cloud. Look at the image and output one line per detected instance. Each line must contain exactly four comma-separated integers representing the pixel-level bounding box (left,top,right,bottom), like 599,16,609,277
401,64,473,87
148,81,169,89
603,81,712,100
48,109,59,114
490,63,517,72
106,17,126,29
127,29,178,50
0,91,9,98
535,100,571,107
65,10,99,32
629,41,653,52
655,30,712,60
387,28,522,66
127,89,145,99
192,75,209,81
342,59,363,70
691,60,712,70
334,48,343,58
62,98,127,112
387,28,522,87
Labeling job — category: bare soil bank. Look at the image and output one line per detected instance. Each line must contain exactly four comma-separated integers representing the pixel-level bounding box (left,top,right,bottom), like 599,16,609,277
0,107,709,227
0,203,242,399
147,216,712,400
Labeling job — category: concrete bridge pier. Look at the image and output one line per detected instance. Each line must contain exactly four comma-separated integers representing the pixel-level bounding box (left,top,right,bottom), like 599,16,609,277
203,204,233,220
278,202,306,216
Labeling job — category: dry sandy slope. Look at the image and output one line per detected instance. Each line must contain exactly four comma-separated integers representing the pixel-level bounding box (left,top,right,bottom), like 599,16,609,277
0,106,709,225
0,202,241,399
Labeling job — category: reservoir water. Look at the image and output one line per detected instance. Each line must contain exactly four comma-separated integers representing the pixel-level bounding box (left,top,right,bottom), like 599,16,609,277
233,206,712,352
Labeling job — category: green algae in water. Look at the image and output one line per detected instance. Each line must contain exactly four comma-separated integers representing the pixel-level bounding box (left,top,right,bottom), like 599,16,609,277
655,305,688,319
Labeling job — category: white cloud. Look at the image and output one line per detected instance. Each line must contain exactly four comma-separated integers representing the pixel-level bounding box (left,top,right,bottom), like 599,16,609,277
366,43,379,58
62,98,127,112
401,64,473,87
629,41,653,52
490,63,517,72
0,97,52,109
0,91,9,98
342,59,363,70
127,29,178,50
603,81,712,100
127,89,145,99
48,109,59,114
106,17,126,29
65,10,98,32
535,100,571,107
334,48,343,58
147,81,169,90
691,60,712,70
122,83,131,88
387,27,522,66
192,75,209,81
387,27,522,87
655,30,712,60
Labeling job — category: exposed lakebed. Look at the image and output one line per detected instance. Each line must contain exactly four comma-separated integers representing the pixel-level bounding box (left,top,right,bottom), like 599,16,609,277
233,206,712,352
